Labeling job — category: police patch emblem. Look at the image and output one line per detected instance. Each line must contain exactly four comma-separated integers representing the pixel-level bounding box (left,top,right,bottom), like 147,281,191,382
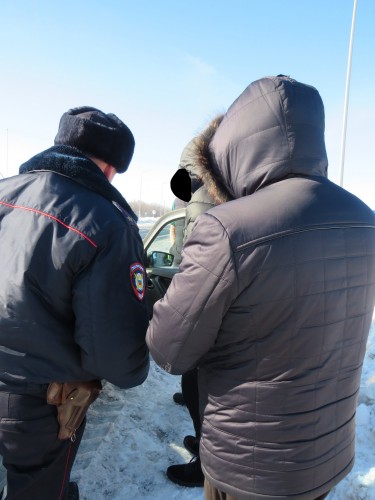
130,262,146,301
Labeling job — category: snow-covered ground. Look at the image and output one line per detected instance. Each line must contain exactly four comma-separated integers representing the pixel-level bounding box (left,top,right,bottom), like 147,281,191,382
73,318,375,500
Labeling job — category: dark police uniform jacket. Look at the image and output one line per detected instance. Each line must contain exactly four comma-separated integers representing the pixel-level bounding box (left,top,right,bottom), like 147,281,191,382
0,145,149,390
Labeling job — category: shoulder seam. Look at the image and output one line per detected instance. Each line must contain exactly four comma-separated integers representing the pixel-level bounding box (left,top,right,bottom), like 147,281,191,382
236,224,375,252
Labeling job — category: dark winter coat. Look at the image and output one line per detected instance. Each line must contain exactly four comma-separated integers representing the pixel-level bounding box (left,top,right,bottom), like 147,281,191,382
178,138,217,245
0,145,149,390
183,184,213,243
146,76,375,499
178,119,227,246
170,122,225,265
169,197,188,265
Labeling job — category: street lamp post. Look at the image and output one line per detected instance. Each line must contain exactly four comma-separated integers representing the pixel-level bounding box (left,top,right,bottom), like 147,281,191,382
339,0,358,187
6,129,8,178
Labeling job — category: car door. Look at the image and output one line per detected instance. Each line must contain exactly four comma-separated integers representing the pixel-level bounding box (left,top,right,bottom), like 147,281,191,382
142,207,186,318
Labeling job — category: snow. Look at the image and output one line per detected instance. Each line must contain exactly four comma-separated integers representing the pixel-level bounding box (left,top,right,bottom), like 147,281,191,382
73,318,375,500
72,362,201,499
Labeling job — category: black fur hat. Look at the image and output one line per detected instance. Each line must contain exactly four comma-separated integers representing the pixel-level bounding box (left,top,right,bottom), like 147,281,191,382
54,106,135,173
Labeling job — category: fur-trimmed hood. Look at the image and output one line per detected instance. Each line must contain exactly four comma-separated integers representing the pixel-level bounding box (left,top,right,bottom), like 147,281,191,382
171,115,233,206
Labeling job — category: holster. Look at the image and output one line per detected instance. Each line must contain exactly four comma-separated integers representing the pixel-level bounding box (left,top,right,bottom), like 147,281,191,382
47,380,102,440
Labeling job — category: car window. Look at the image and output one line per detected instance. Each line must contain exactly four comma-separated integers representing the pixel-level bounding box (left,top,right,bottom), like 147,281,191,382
143,210,186,269
147,221,179,268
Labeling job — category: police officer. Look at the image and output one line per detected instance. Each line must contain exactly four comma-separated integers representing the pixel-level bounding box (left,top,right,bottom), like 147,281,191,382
0,107,149,499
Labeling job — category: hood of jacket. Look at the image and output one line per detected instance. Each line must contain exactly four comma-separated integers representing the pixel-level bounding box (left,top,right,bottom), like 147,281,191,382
207,75,328,199
178,138,203,195
171,114,232,206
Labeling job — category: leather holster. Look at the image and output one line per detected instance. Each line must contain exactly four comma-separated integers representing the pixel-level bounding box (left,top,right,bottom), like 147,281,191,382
47,380,102,440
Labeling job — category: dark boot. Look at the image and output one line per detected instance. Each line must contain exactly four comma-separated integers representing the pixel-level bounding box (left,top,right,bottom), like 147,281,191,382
166,456,204,487
67,482,79,500
173,392,186,406
183,435,200,456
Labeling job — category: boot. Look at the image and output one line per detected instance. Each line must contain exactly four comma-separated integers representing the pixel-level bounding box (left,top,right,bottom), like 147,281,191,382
183,435,200,456
166,456,204,487
172,392,186,406
67,482,79,500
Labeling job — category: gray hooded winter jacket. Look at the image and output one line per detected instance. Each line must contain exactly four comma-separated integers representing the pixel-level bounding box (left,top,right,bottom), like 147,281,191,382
147,76,375,499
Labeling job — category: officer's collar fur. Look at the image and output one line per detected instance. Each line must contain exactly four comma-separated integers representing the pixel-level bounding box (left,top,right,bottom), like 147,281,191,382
189,115,233,206
19,145,137,221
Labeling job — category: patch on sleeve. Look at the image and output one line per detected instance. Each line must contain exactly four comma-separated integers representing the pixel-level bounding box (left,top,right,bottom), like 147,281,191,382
130,262,146,301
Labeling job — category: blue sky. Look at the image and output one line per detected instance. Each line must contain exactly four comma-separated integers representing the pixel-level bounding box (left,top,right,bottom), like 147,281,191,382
0,0,374,209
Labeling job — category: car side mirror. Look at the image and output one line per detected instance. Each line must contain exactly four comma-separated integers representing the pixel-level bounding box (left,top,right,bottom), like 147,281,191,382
147,251,174,268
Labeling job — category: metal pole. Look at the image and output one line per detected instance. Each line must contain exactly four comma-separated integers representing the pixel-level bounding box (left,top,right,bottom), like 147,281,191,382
6,129,9,177
339,0,358,187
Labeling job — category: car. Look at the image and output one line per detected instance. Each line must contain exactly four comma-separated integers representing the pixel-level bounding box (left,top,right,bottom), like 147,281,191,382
141,207,186,318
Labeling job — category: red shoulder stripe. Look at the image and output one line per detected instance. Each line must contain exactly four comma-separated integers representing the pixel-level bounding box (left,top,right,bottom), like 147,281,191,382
0,200,98,248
